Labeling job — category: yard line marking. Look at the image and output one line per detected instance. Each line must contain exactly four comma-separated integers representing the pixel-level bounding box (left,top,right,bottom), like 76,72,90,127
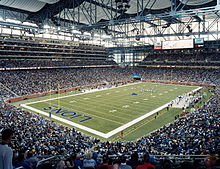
109,110,117,113
96,95,101,97
64,99,131,123
58,99,128,121
133,101,140,104
20,104,117,138
83,98,89,100
70,100,77,103
164,91,168,93
25,82,142,105
21,87,202,138
105,87,202,138
122,105,129,108
143,98,148,101
152,96,156,97
106,93,110,95
159,93,163,95
24,101,124,125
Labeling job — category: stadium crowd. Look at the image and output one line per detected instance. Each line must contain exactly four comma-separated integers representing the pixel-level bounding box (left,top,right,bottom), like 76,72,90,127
139,50,220,66
0,66,219,169
0,59,116,68
0,67,219,98
0,36,108,58
142,52,220,62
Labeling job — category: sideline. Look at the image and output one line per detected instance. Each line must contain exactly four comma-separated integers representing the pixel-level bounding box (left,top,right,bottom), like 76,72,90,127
20,87,202,138
25,82,142,105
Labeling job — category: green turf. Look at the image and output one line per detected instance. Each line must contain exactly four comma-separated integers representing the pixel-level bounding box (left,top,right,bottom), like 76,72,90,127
110,87,214,142
18,82,199,136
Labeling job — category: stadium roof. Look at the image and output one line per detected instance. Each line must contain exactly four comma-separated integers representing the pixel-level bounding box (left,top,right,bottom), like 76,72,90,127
0,0,219,43
0,0,216,25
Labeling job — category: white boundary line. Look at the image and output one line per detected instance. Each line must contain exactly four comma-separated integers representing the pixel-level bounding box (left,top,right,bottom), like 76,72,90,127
20,85,202,139
20,104,107,138
25,82,142,105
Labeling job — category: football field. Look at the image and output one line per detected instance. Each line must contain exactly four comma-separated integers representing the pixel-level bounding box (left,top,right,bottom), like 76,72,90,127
20,82,200,139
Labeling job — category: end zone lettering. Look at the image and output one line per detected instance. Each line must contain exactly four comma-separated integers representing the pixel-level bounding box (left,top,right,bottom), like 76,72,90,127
43,106,92,122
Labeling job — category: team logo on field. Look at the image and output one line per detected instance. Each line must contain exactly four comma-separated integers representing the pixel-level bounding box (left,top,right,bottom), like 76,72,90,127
43,106,92,122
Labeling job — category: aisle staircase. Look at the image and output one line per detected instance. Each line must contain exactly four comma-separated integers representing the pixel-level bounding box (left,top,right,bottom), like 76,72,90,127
0,82,19,98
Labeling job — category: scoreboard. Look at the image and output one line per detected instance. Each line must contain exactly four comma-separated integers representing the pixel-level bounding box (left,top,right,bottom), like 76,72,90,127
162,39,194,49
153,38,205,50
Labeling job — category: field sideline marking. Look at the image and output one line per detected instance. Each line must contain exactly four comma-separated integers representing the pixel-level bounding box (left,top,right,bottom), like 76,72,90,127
24,82,142,105
21,87,202,139
20,104,108,138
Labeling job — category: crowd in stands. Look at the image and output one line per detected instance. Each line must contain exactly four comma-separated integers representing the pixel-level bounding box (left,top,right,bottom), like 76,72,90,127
140,52,220,66
0,67,129,97
0,66,219,169
143,52,220,61
0,67,219,98
0,36,108,58
0,59,116,68
0,89,220,168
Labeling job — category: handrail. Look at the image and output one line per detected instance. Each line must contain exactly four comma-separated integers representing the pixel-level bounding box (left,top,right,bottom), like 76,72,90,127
36,156,57,168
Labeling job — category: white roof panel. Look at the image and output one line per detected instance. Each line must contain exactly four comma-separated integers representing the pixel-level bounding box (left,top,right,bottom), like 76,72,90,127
0,0,46,12
38,0,60,4
180,0,214,6
126,0,171,14
60,1,117,24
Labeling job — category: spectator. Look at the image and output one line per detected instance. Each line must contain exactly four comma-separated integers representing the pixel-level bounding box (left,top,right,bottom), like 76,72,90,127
136,153,156,169
0,65,219,169
56,160,66,169
0,128,14,169
83,152,97,169
119,156,132,169
204,152,217,169
96,156,112,169
14,151,33,169
74,154,83,169
127,152,140,169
